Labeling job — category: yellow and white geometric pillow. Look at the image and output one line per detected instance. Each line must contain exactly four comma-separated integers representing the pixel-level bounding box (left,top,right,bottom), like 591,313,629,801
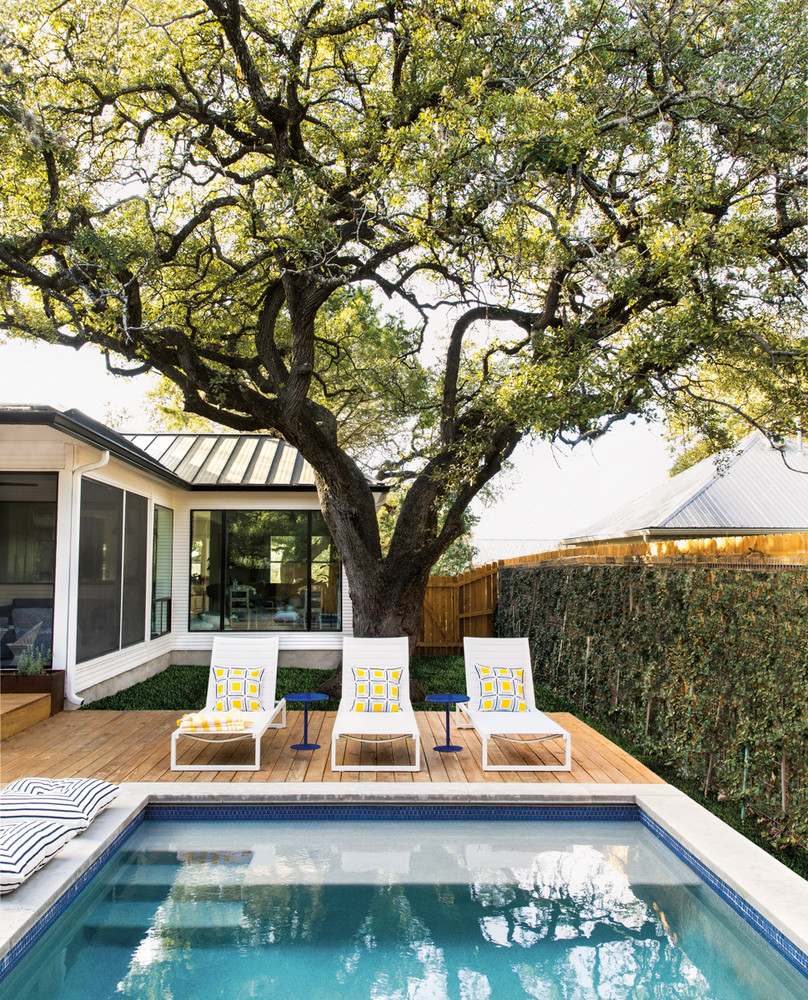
213,666,265,711
351,667,402,712
475,664,527,712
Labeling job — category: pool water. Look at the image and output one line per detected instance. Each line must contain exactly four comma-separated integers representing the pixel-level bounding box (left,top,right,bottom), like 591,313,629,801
2,819,805,1000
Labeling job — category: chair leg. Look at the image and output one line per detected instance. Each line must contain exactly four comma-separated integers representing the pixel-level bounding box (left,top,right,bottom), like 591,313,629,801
455,704,474,729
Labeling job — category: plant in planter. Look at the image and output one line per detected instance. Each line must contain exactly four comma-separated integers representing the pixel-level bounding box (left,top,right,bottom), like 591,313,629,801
0,649,64,716
16,648,52,676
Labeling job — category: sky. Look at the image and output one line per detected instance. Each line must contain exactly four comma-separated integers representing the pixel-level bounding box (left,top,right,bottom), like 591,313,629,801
1,338,674,544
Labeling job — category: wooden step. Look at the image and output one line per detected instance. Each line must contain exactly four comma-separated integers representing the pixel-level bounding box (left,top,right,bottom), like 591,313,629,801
0,693,51,740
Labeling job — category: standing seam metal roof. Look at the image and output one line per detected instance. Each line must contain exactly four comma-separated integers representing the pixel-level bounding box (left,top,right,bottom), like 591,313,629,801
123,433,319,488
565,433,808,543
0,407,359,491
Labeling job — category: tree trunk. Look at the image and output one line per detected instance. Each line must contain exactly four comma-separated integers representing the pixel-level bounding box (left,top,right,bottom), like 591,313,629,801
342,551,433,652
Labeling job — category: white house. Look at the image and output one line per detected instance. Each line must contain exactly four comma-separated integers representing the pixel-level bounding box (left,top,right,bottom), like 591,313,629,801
0,405,386,706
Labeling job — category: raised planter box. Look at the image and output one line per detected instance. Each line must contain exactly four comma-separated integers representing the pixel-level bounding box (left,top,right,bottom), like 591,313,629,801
0,669,65,716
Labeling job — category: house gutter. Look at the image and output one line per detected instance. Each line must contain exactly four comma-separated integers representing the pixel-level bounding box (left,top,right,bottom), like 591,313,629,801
64,449,110,706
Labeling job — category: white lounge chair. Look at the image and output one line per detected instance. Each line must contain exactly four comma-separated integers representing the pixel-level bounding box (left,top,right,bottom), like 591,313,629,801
331,636,421,772
456,637,571,771
170,635,285,771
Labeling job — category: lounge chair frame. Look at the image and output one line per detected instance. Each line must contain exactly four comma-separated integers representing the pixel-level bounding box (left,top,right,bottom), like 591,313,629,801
456,637,571,772
170,635,285,771
331,636,421,772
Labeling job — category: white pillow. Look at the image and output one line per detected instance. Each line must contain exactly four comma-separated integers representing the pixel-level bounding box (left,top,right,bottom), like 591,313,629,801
0,820,76,893
0,792,91,831
3,777,118,822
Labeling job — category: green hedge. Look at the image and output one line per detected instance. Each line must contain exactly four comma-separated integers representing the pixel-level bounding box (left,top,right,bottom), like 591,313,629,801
497,564,808,848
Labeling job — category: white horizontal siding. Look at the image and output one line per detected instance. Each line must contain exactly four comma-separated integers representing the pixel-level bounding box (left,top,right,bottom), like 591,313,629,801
0,440,67,469
74,634,173,692
81,455,180,508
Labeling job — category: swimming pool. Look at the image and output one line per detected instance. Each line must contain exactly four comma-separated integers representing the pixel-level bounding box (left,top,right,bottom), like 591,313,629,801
1,805,806,1000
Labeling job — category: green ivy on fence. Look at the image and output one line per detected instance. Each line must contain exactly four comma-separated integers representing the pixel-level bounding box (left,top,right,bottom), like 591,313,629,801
496,564,808,848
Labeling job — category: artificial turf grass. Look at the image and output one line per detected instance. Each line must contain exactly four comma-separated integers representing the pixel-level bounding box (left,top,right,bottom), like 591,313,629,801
81,655,807,879
80,656,470,714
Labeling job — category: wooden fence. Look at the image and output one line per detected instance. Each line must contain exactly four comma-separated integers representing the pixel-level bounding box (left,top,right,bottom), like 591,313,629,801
416,531,808,654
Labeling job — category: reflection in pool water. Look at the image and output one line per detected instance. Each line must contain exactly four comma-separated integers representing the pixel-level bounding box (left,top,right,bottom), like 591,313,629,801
3,820,805,1000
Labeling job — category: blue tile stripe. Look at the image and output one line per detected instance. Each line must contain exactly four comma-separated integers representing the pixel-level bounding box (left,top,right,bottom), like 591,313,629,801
2,802,805,988
0,810,144,981
639,811,808,981
144,802,639,822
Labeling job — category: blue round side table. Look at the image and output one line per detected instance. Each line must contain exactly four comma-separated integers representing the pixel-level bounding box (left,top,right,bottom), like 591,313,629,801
425,693,470,752
284,692,328,750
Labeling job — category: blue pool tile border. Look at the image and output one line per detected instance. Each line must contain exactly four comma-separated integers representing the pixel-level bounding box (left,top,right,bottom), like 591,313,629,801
0,809,144,981
2,802,806,987
639,810,808,981
144,802,640,822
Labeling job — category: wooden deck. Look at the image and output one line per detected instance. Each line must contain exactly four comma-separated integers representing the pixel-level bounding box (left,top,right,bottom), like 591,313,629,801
0,710,662,784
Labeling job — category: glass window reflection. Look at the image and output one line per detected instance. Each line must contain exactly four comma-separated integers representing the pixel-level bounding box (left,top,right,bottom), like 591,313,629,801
190,510,341,632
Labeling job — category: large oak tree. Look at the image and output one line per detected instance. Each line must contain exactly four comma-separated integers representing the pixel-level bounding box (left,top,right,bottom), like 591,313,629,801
1,0,806,642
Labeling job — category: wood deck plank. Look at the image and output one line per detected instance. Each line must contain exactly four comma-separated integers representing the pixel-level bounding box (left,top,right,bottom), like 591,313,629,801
0,710,663,785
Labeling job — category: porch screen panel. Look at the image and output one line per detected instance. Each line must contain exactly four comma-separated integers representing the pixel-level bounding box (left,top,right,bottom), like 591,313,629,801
151,505,173,638
77,479,122,662
121,492,148,647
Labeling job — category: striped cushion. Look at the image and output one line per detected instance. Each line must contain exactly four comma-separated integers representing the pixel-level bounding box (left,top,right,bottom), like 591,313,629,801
475,664,528,712
213,667,265,711
351,667,402,712
4,778,118,821
0,793,92,831
0,820,76,893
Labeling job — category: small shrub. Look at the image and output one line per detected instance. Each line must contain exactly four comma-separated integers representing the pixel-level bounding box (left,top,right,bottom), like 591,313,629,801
16,648,51,676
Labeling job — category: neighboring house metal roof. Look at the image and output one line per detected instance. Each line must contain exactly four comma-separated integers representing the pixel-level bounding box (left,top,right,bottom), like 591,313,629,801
564,433,808,544
0,405,386,492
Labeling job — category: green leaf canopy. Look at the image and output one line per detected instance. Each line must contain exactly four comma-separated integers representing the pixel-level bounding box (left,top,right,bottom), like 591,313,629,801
1,0,805,637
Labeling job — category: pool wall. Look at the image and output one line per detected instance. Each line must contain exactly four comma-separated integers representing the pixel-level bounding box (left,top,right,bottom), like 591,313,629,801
1,783,806,983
